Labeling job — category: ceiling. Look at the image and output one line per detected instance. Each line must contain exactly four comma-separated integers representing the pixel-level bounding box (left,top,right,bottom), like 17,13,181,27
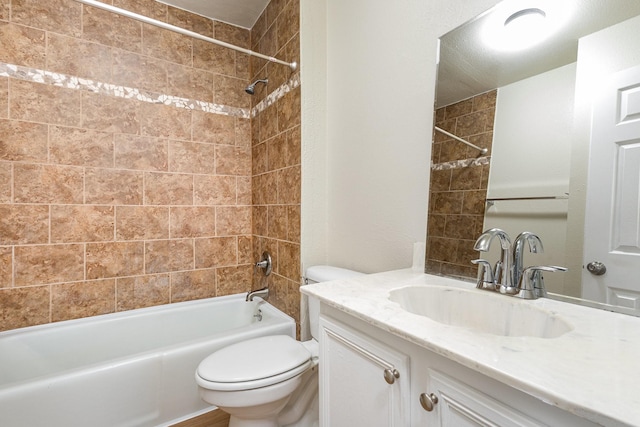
156,1,640,96
437,0,640,107
157,0,269,28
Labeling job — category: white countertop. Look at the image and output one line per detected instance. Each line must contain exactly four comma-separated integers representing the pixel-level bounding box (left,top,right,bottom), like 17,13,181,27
301,269,640,427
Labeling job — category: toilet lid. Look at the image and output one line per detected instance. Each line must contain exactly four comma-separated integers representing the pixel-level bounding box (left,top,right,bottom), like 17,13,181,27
197,335,311,384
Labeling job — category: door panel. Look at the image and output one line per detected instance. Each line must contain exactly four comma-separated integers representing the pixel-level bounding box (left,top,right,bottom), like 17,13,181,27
583,64,640,311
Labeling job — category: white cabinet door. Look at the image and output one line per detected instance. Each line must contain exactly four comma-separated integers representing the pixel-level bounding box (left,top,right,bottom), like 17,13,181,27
424,370,547,427
319,316,410,427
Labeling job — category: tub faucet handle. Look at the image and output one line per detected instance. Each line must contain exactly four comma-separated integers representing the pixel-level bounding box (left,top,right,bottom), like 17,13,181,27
254,251,272,276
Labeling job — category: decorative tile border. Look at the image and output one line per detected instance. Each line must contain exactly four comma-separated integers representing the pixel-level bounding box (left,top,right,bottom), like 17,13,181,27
431,156,491,171
252,72,301,117
0,61,301,119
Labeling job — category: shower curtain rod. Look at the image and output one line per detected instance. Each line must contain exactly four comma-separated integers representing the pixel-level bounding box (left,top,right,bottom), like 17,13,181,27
434,126,488,155
74,0,297,71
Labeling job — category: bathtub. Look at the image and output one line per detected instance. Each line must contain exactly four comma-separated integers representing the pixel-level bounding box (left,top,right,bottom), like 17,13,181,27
0,294,295,427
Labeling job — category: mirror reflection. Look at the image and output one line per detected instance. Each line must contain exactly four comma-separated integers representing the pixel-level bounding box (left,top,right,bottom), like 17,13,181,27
426,0,640,315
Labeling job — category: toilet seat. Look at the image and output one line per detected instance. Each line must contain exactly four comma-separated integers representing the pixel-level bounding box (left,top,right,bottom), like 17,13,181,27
196,335,312,392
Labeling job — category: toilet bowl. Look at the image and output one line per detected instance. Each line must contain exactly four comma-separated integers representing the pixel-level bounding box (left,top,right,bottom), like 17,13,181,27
195,266,364,427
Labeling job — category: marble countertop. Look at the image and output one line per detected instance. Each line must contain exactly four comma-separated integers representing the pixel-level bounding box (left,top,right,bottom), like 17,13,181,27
301,269,640,427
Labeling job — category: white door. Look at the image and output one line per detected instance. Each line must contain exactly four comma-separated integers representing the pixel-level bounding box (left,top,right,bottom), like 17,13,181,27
583,64,640,311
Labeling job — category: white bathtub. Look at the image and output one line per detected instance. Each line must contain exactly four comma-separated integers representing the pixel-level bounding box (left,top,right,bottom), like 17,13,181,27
0,294,295,427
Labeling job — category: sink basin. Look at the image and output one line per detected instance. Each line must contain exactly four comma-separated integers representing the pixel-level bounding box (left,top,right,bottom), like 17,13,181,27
388,285,572,338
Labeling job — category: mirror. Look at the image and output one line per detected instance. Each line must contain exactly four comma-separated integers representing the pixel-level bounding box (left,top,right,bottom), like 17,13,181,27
427,0,640,315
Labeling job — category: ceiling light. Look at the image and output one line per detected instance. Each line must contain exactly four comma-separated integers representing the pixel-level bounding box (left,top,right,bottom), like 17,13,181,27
502,8,547,49
504,8,546,28
481,1,572,52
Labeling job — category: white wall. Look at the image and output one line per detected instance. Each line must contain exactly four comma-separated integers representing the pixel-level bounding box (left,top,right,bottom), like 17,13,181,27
299,0,328,274
300,0,500,274
489,63,576,199
482,64,576,293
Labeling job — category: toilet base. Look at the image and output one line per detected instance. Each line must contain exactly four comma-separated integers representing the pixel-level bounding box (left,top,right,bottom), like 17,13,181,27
200,369,319,427
219,393,291,427
229,415,279,427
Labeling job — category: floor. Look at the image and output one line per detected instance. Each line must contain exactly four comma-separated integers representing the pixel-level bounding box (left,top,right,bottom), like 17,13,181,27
171,409,230,427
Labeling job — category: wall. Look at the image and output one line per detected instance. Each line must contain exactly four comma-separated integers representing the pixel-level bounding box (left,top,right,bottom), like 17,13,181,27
299,0,327,271
300,0,501,274
0,0,301,332
490,64,575,199
425,91,495,280
249,0,302,326
482,64,575,293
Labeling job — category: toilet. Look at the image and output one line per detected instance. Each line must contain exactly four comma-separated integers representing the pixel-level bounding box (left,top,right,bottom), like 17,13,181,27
195,266,364,427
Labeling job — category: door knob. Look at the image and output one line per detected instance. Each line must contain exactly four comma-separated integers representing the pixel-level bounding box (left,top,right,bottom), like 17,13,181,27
586,261,606,276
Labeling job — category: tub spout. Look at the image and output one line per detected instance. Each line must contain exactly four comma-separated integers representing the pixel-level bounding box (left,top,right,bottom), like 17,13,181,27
246,287,269,302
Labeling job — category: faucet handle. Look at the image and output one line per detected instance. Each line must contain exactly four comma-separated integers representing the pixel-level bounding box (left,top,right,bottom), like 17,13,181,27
517,265,567,299
254,251,272,276
471,259,496,290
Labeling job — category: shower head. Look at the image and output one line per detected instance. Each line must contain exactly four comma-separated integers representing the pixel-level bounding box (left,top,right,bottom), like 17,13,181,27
245,78,268,95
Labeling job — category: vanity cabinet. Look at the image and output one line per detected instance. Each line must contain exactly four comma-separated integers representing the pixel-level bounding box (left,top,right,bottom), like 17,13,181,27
319,306,601,427
422,370,550,426
319,316,410,426
416,367,599,427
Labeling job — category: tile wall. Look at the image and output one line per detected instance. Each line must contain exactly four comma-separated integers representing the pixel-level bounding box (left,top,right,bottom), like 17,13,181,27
250,0,302,330
0,0,301,332
425,90,496,280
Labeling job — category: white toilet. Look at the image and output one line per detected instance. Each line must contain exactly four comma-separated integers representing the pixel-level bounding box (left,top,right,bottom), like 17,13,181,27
195,266,364,427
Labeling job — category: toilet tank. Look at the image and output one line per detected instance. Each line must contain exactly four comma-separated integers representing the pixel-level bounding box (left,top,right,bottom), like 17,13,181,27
305,266,364,340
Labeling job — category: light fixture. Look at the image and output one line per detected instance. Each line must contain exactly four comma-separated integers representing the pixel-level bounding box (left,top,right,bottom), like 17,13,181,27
504,7,547,27
502,8,547,49
504,8,546,28
481,1,572,52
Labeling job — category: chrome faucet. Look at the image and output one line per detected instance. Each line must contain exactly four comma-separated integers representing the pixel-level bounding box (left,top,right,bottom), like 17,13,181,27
247,251,273,302
472,229,566,299
473,228,512,291
509,231,544,295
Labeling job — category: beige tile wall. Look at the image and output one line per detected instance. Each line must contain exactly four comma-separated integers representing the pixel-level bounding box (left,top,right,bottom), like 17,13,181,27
250,0,302,332
425,91,496,280
0,0,267,331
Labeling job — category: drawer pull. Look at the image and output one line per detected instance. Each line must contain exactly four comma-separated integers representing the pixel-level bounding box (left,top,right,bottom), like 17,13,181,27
383,368,400,384
325,329,401,386
419,392,438,411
